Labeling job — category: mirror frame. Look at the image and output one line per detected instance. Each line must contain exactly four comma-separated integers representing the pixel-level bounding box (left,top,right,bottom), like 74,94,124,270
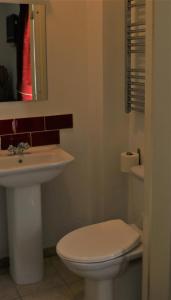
31,3,47,101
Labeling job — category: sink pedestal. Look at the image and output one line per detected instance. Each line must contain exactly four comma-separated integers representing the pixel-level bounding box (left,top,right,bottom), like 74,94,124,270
7,184,43,284
0,145,74,284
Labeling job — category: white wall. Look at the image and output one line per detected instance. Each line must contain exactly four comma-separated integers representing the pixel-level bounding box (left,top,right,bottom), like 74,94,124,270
0,0,129,258
103,0,129,220
143,1,171,299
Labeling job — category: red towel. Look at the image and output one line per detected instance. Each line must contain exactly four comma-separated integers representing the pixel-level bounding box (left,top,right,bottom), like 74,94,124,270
19,15,32,101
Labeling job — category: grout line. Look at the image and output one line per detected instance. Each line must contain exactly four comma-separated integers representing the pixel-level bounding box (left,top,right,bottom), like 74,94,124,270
44,116,46,130
15,285,23,299
13,288,22,300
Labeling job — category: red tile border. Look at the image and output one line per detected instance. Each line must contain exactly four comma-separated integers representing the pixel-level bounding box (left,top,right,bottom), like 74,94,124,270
31,130,60,147
45,114,73,130
0,114,73,149
0,119,13,135
15,117,45,133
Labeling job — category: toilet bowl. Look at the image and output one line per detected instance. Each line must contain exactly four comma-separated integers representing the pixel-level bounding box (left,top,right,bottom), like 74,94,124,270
56,219,143,300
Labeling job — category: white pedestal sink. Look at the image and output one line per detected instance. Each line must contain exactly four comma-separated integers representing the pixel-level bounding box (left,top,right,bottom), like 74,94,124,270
0,145,74,284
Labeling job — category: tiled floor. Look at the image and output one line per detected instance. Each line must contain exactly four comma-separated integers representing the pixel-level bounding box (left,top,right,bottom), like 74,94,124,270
0,256,84,300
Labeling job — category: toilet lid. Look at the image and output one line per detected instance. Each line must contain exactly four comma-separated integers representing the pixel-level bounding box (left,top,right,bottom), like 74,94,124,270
57,219,141,263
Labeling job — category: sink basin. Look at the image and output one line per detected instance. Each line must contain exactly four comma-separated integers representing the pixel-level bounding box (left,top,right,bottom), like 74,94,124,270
2,145,74,285
0,145,74,187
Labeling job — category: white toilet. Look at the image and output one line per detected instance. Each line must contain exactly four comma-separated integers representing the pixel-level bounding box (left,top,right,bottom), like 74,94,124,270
56,166,144,300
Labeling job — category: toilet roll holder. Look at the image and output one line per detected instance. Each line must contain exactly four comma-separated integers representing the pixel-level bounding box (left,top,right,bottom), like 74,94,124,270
126,148,141,165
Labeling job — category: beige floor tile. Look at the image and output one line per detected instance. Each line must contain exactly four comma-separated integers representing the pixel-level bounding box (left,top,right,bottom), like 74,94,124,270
16,259,65,297
69,280,84,300
0,274,20,300
0,256,84,300
51,257,81,285
22,285,70,300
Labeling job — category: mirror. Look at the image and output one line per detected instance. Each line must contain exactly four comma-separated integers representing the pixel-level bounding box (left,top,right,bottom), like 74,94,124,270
0,2,47,102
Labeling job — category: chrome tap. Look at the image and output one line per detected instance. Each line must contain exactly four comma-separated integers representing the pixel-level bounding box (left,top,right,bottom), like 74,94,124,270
8,142,30,155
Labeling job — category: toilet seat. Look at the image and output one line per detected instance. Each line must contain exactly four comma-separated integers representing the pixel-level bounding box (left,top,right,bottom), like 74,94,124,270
57,219,141,263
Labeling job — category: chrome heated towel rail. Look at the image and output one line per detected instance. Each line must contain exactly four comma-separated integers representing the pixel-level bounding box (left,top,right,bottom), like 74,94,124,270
125,0,146,113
